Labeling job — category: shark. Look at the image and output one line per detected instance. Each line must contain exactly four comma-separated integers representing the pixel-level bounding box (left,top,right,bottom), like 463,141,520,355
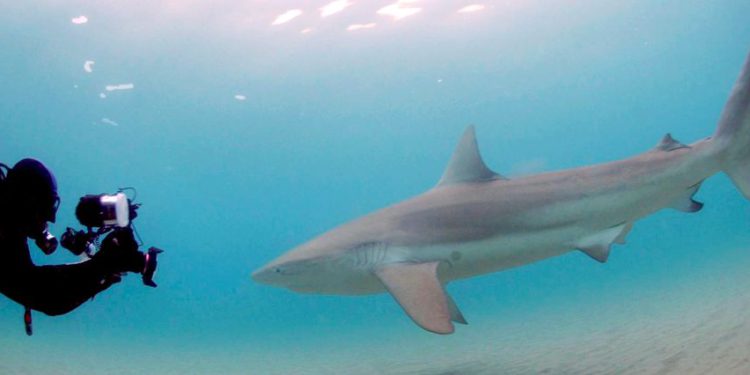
253,51,750,334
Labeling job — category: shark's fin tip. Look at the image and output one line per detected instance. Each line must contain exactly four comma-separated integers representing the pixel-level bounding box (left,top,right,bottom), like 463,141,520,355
579,245,610,263
447,294,468,325
375,262,457,335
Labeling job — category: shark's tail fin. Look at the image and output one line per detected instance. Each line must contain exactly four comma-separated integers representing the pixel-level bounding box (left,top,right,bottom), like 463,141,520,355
714,50,750,199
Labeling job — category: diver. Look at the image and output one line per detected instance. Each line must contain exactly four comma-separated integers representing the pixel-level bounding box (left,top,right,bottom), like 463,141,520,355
0,158,147,320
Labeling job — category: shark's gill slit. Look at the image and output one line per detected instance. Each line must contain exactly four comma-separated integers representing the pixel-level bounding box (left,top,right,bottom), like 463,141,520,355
350,242,388,269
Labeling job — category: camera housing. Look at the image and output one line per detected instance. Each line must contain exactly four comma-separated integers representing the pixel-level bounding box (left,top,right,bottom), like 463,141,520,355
60,192,139,257
75,192,136,229
59,190,161,288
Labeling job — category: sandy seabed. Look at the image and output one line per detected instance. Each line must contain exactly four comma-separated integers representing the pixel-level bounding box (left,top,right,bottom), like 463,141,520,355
259,249,750,375
388,289,750,375
2,248,750,375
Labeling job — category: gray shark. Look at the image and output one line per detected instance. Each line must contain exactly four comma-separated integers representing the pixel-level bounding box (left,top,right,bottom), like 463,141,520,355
253,51,750,334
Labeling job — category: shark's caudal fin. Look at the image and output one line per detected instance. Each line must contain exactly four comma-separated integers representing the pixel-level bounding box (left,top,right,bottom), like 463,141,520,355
713,51,750,199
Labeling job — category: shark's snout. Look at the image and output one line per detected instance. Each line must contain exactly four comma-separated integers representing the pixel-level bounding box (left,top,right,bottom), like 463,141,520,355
251,265,279,285
251,258,310,288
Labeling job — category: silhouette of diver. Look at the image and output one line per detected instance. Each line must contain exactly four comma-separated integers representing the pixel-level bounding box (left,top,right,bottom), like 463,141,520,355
0,159,146,322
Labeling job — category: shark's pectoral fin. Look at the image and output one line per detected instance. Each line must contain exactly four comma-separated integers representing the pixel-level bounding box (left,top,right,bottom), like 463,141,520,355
375,262,455,334
669,182,704,213
574,223,630,263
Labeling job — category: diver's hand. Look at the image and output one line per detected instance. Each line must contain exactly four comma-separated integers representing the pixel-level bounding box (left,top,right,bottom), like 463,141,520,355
94,228,146,274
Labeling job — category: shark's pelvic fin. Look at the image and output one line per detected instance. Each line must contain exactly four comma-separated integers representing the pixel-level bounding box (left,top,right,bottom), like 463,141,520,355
574,223,629,263
614,222,633,244
669,182,704,213
437,125,505,187
375,262,455,334
656,133,690,152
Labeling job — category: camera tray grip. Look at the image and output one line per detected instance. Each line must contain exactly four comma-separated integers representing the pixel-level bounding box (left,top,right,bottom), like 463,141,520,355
142,247,163,288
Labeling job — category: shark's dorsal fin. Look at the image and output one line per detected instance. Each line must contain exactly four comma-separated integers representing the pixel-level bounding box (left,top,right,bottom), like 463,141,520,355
437,125,504,188
375,262,456,334
656,133,690,152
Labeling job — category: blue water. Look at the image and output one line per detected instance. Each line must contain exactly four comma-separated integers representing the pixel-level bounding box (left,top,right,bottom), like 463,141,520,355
2,1,750,374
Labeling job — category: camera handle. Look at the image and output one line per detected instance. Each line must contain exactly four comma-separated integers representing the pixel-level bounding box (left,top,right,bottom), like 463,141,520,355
142,247,163,287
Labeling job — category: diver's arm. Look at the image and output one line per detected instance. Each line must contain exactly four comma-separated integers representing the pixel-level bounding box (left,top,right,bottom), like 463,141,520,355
0,230,144,316
0,259,117,316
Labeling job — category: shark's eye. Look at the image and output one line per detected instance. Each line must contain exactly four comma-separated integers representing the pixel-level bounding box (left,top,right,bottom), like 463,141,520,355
275,268,282,273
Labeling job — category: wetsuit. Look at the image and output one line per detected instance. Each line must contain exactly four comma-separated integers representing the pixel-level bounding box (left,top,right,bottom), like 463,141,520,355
0,226,140,316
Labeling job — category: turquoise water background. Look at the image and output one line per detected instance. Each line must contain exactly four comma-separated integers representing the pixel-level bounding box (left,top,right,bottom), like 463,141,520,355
2,1,750,373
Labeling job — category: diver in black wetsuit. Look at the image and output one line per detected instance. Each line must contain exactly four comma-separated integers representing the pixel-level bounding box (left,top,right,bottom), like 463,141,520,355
0,158,146,317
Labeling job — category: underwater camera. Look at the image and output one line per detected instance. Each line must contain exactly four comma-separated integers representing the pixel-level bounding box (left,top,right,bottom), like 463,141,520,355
59,189,163,288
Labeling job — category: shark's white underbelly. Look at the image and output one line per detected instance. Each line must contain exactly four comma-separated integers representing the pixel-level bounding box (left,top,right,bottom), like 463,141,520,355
318,227,583,295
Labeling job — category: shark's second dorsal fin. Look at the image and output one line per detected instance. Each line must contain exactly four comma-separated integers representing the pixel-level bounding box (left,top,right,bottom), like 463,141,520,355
656,133,690,152
436,125,504,188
